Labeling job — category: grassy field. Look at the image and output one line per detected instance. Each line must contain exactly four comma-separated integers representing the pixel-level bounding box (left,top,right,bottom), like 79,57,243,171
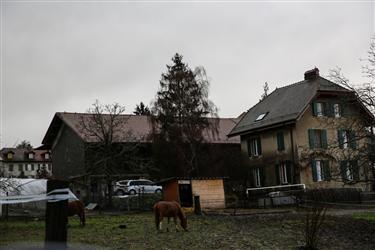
1,211,375,249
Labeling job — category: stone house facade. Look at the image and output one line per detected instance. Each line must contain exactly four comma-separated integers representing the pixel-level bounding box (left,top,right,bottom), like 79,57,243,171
228,68,374,191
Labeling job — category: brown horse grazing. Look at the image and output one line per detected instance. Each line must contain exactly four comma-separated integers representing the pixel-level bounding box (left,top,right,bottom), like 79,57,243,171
68,200,86,226
153,201,188,232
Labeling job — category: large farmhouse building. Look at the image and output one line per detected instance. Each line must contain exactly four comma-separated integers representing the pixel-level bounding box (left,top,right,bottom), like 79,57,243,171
228,68,374,191
41,113,241,180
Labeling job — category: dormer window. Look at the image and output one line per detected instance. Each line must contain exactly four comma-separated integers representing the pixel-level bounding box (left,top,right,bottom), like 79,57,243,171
7,152,13,160
255,112,268,121
28,153,34,159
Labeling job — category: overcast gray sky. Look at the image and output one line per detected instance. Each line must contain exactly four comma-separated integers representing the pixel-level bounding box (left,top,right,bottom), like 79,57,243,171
1,0,374,148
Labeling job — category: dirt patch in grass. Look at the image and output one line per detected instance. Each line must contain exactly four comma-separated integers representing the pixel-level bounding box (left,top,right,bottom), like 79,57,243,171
0,212,374,249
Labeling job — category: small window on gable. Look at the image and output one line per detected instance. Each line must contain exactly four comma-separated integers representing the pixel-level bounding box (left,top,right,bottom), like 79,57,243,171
44,153,50,160
255,112,268,121
28,153,34,159
7,153,13,160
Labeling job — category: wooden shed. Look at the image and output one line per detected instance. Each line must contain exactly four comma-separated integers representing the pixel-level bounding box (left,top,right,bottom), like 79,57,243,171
157,177,226,209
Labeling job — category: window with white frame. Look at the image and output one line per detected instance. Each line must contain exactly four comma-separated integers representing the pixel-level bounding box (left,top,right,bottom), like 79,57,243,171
333,103,341,118
279,163,288,184
253,168,261,187
28,153,34,159
316,102,325,117
315,160,323,182
311,160,331,182
248,137,261,157
45,153,50,159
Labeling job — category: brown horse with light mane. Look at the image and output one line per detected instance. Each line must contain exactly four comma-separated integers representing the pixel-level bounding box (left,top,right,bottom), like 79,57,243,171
153,201,188,232
68,200,86,226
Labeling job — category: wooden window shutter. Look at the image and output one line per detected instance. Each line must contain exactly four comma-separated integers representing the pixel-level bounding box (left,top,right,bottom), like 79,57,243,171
340,161,347,181
337,130,344,149
312,102,318,116
275,164,280,185
321,130,328,149
308,129,315,149
286,161,293,184
260,167,265,187
247,138,252,157
326,102,334,117
323,160,331,181
311,160,317,182
257,137,262,155
277,132,285,151
351,160,360,181
349,131,357,149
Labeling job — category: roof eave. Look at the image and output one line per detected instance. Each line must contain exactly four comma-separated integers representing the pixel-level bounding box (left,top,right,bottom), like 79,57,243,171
228,119,297,137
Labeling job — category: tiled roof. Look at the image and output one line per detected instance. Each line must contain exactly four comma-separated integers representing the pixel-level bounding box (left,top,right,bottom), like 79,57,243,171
42,113,240,145
0,148,51,162
228,75,352,136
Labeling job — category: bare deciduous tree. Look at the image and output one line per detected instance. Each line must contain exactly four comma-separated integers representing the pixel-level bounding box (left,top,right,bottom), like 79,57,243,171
79,100,144,206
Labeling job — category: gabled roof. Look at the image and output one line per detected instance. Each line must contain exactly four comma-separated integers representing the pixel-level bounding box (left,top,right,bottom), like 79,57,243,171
228,71,355,137
42,113,241,146
0,148,51,162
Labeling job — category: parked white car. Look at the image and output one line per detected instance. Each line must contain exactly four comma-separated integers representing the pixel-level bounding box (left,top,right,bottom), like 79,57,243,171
114,179,162,196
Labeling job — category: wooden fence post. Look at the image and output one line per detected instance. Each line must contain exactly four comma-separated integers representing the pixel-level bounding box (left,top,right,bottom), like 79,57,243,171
45,179,69,249
194,195,202,215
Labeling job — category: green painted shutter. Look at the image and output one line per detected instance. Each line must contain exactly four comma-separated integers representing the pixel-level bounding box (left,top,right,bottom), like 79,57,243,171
351,161,359,181
338,130,344,149
275,164,280,185
260,167,265,187
247,139,252,157
321,130,328,149
340,161,347,181
257,137,262,155
286,161,292,184
327,102,334,117
322,102,328,116
311,160,317,182
277,132,285,151
312,102,317,116
349,131,357,149
308,129,315,149
323,160,331,181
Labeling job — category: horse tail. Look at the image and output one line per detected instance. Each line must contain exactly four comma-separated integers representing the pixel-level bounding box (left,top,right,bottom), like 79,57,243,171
154,203,160,230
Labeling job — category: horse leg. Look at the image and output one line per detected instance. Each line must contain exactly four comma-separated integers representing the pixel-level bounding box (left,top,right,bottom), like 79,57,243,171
166,217,170,232
79,212,85,226
173,216,179,232
159,215,163,231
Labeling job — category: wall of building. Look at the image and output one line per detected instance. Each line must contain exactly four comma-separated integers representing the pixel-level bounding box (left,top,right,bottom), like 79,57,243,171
162,181,179,202
52,124,86,179
240,127,296,186
295,99,371,191
1,162,52,178
191,179,225,209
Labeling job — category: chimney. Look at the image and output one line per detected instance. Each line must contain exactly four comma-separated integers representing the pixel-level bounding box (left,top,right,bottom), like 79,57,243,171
304,67,319,80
